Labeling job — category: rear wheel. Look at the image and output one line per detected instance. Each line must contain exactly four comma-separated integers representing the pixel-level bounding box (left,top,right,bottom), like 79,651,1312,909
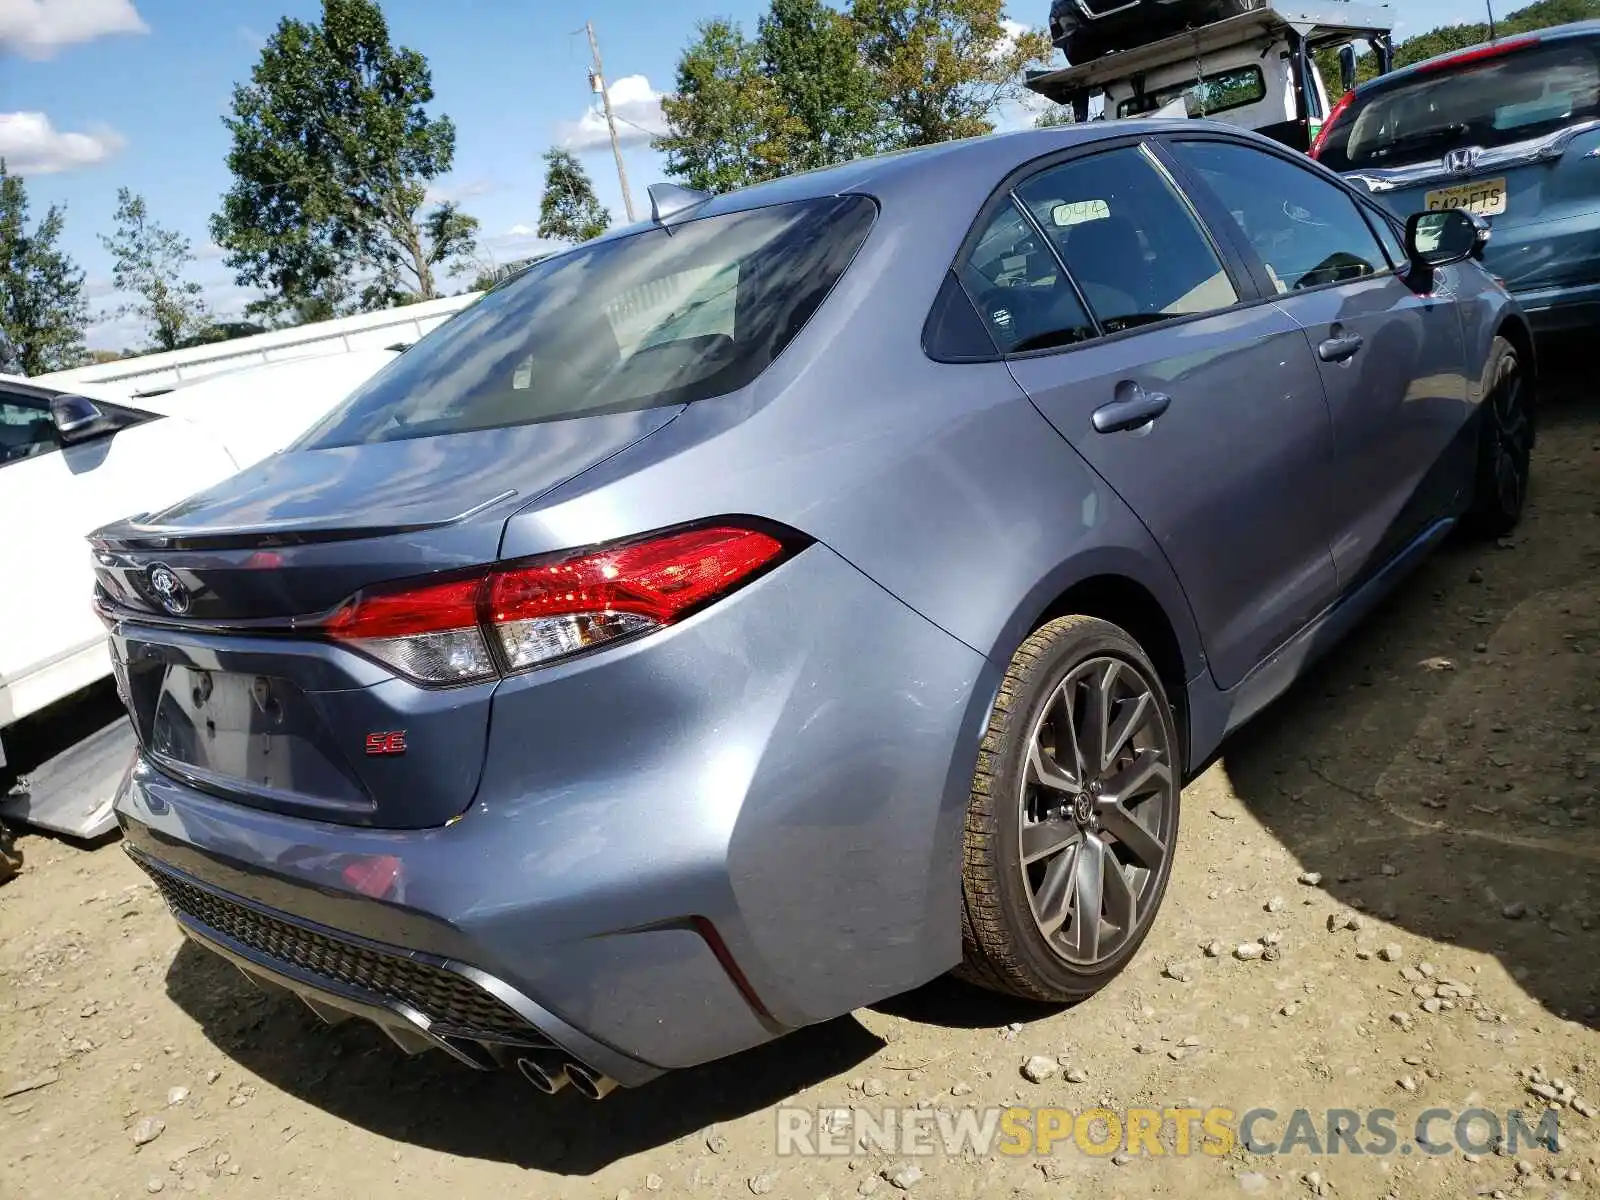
958,616,1180,1002
1463,335,1533,538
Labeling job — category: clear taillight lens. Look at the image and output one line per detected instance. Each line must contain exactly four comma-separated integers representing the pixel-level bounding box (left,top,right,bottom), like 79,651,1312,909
322,524,793,686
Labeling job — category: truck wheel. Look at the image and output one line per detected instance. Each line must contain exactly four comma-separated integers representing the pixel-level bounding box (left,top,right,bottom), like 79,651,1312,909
958,616,1181,1002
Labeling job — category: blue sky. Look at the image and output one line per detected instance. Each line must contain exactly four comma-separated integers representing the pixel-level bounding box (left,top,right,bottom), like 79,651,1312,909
3,0,1479,349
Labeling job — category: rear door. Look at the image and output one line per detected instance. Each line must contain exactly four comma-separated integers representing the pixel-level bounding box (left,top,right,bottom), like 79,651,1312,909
1316,33,1600,313
966,140,1339,690
1164,135,1471,589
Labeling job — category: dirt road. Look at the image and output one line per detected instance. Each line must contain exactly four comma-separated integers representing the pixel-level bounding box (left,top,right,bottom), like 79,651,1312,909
2,382,1596,1200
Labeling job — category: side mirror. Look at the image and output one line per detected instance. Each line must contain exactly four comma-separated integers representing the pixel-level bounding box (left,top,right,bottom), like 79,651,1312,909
1404,208,1489,270
1337,44,1358,94
49,394,114,443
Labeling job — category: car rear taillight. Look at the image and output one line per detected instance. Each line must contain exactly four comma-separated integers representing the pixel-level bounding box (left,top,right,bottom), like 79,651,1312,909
324,523,794,685
1309,90,1353,160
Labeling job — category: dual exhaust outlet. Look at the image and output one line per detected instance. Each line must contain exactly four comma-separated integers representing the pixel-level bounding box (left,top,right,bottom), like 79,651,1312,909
516,1052,618,1100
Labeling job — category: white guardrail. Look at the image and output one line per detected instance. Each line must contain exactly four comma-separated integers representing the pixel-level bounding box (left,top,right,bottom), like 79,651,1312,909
35,292,482,400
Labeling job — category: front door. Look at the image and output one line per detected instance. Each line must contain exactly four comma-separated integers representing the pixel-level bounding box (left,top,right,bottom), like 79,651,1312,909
1163,136,1472,590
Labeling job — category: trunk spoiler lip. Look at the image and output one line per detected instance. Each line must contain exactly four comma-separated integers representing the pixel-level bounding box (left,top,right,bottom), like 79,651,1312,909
89,488,520,554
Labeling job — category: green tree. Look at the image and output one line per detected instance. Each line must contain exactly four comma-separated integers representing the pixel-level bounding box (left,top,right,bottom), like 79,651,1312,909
1317,0,1599,96
99,188,212,353
851,0,1052,147
0,160,88,375
1033,104,1075,128
655,18,798,193
537,148,611,243
211,0,479,318
758,0,883,169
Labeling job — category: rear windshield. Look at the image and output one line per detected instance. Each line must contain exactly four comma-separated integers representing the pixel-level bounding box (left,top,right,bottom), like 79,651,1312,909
1318,39,1600,172
297,195,876,446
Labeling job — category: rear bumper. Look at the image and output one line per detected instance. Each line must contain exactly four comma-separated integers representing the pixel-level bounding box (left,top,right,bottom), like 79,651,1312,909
117,542,994,1082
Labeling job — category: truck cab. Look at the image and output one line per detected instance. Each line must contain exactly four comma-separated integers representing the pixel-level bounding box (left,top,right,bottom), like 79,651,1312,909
1026,2,1397,152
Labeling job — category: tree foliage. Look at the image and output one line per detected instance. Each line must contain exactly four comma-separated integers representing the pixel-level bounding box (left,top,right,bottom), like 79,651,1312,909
537,148,611,243
759,0,884,168
656,19,798,193
99,188,212,353
0,160,88,375
851,0,1052,147
211,0,479,318
655,0,1050,191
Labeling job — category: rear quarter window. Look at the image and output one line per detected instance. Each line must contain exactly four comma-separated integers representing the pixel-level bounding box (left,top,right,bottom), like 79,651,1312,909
297,195,877,447
1319,39,1600,172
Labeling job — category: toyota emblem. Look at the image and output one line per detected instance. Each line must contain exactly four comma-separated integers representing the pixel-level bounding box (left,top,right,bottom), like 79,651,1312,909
147,563,191,615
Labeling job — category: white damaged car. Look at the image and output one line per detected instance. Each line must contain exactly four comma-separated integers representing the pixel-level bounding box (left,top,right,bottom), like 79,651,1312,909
0,349,398,830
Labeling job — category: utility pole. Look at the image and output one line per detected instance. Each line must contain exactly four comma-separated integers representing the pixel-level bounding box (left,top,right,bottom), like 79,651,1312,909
1485,0,1498,39
586,21,637,223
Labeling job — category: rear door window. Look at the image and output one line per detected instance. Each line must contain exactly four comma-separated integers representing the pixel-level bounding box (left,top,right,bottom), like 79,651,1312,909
1317,39,1600,172
298,196,876,446
1013,145,1241,333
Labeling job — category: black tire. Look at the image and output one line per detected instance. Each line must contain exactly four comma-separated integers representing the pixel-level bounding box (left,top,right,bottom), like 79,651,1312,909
1463,335,1534,539
957,615,1181,1002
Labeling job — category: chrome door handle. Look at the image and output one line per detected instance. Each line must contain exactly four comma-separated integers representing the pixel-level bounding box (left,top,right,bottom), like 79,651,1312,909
1092,385,1171,434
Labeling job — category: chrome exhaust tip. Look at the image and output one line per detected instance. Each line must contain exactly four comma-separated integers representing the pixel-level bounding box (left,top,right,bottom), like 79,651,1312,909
515,1054,571,1095
564,1061,619,1100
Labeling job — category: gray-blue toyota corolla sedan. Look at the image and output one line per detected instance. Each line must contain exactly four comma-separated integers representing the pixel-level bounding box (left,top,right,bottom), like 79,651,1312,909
93,121,1533,1099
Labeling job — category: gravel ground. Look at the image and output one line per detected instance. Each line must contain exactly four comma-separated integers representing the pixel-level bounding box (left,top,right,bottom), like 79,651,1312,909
1,374,1596,1200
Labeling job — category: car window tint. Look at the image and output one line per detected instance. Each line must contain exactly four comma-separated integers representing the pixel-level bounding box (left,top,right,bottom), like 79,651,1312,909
0,395,58,467
1168,140,1387,292
958,200,1097,354
1014,146,1239,334
1116,64,1266,119
296,196,876,446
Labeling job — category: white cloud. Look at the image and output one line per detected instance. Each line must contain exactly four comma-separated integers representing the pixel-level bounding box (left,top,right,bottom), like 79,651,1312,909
505,222,538,237
0,0,147,59
0,111,123,174
558,74,668,150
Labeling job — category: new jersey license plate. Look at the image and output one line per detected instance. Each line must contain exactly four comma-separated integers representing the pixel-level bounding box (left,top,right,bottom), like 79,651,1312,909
1424,178,1508,217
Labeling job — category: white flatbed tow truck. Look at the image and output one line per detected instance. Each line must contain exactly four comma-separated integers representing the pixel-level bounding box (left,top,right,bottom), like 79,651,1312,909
1025,2,1398,151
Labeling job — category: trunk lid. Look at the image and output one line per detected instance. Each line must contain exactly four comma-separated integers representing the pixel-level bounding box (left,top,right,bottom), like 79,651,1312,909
92,408,681,829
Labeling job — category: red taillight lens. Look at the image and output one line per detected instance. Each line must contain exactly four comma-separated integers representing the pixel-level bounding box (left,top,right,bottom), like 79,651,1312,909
1309,90,1353,160
322,524,792,685
326,575,495,684
489,526,785,671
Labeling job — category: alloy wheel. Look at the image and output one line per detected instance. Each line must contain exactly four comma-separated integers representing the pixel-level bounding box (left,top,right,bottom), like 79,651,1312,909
1016,656,1176,968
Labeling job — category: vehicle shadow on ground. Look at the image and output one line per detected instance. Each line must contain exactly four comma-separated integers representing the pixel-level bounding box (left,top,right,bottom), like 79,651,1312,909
1221,375,1599,1031
164,939,883,1173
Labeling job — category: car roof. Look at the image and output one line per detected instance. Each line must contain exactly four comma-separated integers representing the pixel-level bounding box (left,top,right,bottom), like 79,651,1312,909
583,120,1261,238
1353,19,1600,96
